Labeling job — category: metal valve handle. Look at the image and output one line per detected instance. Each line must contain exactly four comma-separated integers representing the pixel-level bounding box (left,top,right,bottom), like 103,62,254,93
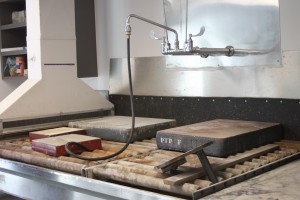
149,30,164,40
190,26,205,38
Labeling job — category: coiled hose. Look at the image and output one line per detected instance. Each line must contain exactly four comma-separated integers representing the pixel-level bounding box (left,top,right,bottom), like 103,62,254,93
65,38,135,161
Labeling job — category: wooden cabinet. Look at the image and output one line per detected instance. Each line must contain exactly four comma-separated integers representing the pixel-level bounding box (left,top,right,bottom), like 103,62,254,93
0,0,27,78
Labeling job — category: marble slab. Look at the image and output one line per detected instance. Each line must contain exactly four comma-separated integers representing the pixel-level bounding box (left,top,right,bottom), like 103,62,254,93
202,160,300,200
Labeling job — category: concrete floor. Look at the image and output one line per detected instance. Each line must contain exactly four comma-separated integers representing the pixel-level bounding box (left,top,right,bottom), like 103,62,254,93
202,159,300,200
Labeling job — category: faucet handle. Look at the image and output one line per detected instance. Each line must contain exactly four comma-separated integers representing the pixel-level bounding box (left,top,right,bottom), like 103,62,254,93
185,26,205,51
149,30,164,40
149,30,171,52
191,26,205,38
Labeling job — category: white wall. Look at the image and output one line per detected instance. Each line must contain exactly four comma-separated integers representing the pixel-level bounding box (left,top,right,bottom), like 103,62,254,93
0,78,26,102
94,0,300,99
280,0,300,51
98,0,300,57
0,0,113,123
2,0,299,100
82,0,164,91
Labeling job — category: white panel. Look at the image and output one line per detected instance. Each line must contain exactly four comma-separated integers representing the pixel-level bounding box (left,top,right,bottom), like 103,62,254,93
40,39,77,64
110,51,300,99
279,0,300,51
107,0,300,99
104,0,164,58
26,0,41,39
39,0,76,39
0,0,113,123
27,39,42,79
0,67,113,121
163,0,281,68
92,0,165,91
0,78,27,102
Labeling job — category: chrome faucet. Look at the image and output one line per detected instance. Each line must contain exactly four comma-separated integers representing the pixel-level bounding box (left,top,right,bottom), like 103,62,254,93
125,14,276,57
125,14,179,52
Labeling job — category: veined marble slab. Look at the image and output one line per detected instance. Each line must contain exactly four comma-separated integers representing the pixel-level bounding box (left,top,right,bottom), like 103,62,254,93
202,160,300,200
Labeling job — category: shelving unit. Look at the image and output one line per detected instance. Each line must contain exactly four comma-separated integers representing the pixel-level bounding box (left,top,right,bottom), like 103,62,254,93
0,0,27,78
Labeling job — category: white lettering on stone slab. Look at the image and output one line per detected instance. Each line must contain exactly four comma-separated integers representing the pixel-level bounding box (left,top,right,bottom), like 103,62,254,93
177,139,182,145
161,137,173,144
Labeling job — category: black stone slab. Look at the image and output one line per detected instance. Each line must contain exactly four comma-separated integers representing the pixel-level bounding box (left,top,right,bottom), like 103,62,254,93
156,119,283,157
69,116,176,142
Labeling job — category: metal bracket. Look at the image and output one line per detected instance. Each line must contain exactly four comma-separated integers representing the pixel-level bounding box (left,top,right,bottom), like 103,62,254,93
155,141,218,183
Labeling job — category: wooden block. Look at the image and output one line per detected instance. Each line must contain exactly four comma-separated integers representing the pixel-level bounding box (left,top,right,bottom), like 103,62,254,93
32,134,101,157
29,127,86,141
157,119,282,157
69,116,176,142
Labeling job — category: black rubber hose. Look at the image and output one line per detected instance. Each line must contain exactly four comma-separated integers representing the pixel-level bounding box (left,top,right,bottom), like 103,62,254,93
65,38,135,161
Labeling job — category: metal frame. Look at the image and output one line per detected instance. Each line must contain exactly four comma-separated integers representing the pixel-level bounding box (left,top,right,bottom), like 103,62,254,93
0,147,298,200
1,109,113,136
0,158,182,200
192,152,300,199
155,141,218,183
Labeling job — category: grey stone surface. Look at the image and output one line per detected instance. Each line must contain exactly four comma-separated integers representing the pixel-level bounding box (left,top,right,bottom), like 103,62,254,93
157,119,283,157
69,116,176,142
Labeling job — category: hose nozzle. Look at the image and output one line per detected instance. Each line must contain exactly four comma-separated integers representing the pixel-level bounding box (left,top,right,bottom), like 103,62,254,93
125,23,131,38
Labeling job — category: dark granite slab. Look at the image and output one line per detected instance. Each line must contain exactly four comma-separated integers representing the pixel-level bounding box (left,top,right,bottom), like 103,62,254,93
69,116,176,142
156,119,283,157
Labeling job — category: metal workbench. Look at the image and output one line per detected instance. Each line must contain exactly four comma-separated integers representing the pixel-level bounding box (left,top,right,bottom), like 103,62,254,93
0,158,181,200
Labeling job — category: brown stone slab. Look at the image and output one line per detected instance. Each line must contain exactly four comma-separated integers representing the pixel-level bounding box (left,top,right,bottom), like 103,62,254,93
157,119,282,157
29,127,86,141
32,134,101,156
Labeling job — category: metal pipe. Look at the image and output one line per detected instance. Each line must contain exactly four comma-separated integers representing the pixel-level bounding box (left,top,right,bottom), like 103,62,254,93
233,48,275,56
163,47,234,57
163,46,274,57
126,14,179,50
185,0,189,43
125,14,276,58
162,0,170,44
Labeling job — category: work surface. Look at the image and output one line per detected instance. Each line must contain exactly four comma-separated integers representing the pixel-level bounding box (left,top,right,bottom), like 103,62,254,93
0,138,299,199
203,159,300,200
157,119,282,157
1,159,300,200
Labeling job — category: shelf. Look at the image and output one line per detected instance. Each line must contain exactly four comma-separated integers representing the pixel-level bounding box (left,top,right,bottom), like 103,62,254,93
0,22,26,30
1,49,26,56
2,75,27,79
0,0,24,3
0,0,27,80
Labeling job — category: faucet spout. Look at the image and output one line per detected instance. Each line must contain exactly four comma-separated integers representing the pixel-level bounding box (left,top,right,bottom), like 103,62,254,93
126,14,179,50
